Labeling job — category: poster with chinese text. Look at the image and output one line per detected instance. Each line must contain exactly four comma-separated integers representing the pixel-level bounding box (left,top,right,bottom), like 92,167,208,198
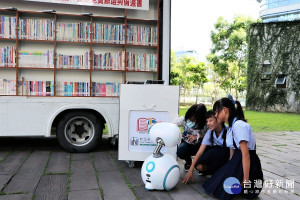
129,110,169,152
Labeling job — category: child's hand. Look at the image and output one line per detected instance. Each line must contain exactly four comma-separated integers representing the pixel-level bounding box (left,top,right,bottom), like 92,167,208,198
186,135,197,143
182,168,193,184
182,132,189,137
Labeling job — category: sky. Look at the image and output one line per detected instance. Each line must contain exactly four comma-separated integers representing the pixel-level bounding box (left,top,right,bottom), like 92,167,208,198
171,0,261,61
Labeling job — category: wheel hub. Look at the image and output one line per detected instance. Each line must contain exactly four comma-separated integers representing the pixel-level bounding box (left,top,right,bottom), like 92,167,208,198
74,123,86,138
65,116,95,146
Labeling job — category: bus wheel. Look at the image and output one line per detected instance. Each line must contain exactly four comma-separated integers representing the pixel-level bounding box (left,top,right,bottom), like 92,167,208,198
57,111,102,152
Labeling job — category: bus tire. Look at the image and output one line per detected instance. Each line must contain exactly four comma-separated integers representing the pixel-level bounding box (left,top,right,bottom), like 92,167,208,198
57,111,102,152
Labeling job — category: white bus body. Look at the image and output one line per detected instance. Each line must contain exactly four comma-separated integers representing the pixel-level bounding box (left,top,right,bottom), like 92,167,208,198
0,0,171,152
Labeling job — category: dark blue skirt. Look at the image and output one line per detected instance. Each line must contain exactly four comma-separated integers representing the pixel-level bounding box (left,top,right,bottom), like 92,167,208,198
203,150,263,200
195,146,229,174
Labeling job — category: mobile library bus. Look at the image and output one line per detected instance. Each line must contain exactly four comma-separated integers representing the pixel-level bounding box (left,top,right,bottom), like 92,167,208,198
0,0,173,153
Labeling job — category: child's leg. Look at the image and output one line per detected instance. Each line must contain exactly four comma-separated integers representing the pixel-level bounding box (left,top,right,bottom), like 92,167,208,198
177,141,192,164
196,163,208,172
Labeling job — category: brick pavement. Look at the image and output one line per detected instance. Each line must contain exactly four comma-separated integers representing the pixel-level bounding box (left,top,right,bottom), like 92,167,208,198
0,131,299,200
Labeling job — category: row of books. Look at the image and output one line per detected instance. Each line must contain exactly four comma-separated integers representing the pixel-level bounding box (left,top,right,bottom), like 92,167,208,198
56,52,90,69
127,25,157,46
2,79,120,96
57,82,120,96
0,46,16,67
56,22,91,42
1,16,158,45
18,79,55,96
1,50,156,71
93,51,125,70
19,18,55,40
127,52,157,71
0,79,16,95
93,23,125,44
92,82,120,96
18,50,54,68
0,16,17,39
56,81,90,96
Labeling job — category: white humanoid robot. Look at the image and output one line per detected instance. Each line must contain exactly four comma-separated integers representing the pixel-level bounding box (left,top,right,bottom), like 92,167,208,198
141,122,181,190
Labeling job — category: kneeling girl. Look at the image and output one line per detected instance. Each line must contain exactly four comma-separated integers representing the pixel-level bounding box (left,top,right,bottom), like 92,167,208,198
182,110,230,184
203,97,263,200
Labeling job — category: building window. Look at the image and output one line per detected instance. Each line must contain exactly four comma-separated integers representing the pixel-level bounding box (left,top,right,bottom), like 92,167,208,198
275,75,287,89
261,79,270,84
262,60,272,74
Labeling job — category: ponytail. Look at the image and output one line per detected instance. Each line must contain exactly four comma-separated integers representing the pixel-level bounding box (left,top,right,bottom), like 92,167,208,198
213,96,246,127
235,100,246,122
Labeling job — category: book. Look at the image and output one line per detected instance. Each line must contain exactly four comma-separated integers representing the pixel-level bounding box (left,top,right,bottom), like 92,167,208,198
18,80,54,96
91,82,120,96
18,49,54,68
0,46,16,67
127,25,157,46
56,52,90,69
57,22,90,42
18,18,54,40
93,23,125,44
126,52,157,71
0,16,17,39
93,51,125,70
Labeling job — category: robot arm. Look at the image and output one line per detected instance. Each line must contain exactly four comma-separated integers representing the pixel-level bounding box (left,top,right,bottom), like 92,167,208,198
153,137,164,158
149,122,181,158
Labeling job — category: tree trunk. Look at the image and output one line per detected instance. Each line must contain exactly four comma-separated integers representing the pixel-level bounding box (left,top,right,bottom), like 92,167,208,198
195,86,200,104
236,62,241,101
211,91,214,107
184,87,186,103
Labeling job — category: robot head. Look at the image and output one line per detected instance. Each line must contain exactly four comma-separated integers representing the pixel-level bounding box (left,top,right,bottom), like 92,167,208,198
149,122,181,148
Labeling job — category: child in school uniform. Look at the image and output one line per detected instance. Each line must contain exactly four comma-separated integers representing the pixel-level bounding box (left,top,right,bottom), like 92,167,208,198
174,104,208,171
182,110,230,184
203,97,263,200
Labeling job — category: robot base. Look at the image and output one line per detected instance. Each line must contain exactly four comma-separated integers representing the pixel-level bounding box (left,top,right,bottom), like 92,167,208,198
141,154,180,190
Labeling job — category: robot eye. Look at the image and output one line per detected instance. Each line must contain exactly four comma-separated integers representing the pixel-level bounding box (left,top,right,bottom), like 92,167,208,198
146,174,151,177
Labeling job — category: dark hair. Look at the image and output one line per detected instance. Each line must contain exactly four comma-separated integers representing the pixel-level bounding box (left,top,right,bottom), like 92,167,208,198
213,97,246,127
185,104,207,129
206,110,215,119
206,110,227,147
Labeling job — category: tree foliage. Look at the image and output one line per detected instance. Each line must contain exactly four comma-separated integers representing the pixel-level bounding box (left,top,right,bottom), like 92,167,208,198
170,50,182,85
186,62,208,103
207,15,256,99
170,52,208,103
186,62,208,89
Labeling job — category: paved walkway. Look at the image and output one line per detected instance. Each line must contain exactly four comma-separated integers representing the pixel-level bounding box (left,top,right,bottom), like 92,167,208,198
0,131,299,200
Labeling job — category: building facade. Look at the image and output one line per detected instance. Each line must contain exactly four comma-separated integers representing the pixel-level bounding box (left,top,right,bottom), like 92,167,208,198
258,0,300,22
246,20,300,113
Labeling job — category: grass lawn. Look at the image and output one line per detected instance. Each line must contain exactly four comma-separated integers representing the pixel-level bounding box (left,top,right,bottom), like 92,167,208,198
179,106,300,133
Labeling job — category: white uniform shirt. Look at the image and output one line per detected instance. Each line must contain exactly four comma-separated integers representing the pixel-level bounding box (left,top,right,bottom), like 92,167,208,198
226,118,256,150
202,129,225,146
